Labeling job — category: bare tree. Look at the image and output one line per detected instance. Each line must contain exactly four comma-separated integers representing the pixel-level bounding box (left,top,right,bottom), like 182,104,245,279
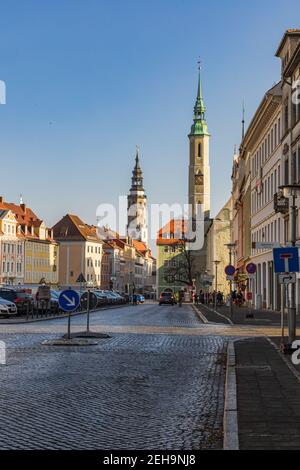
163,239,198,287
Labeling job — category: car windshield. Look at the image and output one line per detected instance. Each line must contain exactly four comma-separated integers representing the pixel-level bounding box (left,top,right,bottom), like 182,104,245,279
0,291,16,301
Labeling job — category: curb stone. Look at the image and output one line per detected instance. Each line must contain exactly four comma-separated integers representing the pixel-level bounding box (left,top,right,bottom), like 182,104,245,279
203,304,234,325
191,304,209,324
223,341,239,450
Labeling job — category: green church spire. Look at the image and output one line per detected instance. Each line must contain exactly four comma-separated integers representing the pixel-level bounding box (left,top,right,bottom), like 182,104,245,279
189,65,209,137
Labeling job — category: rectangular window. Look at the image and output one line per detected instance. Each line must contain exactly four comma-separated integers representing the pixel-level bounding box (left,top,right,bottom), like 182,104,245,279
271,129,274,152
292,151,297,184
271,174,273,199
284,103,289,134
285,158,289,185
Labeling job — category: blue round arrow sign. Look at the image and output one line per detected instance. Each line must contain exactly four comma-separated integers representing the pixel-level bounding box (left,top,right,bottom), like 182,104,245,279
59,289,81,313
225,265,236,276
246,263,257,275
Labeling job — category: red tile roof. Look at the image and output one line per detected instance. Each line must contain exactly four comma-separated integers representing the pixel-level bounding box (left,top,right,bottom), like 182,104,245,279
0,198,54,242
158,219,188,238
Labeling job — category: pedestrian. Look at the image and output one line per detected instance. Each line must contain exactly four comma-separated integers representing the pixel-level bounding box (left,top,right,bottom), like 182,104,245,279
217,291,223,306
179,290,184,307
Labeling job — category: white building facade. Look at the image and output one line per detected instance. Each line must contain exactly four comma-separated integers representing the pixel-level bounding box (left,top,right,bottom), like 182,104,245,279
250,83,283,310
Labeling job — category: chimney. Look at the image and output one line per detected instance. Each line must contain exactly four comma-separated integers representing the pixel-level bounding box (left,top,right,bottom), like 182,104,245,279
20,203,26,212
0,196,4,204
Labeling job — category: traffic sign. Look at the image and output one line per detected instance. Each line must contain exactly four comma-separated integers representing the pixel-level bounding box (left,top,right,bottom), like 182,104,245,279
81,291,98,310
252,242,281,250
226,275,235,281
279,273,297,285
246,263,257,275
59,289,81,312
273,248,300,274
225,265,235,276
76,273,86,284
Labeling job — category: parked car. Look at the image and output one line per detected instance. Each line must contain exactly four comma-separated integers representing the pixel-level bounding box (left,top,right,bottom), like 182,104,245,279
159,292,175,306
50,290,61,313
122,293,130,303
94,291,108,307
103,290,119,304
136,294,145,304
0,297,18,317
108,291,126,304
0,288,34,314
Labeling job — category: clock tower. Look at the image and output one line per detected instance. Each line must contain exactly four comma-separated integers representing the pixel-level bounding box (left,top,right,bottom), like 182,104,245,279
188,67,211,221
127,147,148,245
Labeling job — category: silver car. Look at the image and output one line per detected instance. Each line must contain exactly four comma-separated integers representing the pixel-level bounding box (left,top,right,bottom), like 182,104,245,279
0,297,18,317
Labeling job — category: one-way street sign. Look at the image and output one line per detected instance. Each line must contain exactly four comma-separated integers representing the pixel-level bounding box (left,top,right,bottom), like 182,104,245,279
279,273,297,285
273,247,300,274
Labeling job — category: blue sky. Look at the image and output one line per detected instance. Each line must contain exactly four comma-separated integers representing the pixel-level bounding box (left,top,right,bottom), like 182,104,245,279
0,0,299,246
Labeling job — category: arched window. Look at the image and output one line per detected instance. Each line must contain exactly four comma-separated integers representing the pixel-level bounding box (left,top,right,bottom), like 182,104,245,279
198,143,202,158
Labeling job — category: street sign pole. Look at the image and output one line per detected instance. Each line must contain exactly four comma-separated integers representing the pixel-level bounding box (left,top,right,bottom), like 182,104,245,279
58,290,81,341
86,289,90,334
229,251,233,319
280,283,285,353
67,312,71,340
290,194,297,344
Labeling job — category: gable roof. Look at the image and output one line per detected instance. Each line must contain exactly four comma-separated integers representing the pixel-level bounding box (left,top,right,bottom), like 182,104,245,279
0,198,54,242
52,214,101,242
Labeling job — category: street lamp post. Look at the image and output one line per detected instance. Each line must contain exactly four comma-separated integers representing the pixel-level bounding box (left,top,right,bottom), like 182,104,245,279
279,184,300,345
214,261,220,310
225,243,236,319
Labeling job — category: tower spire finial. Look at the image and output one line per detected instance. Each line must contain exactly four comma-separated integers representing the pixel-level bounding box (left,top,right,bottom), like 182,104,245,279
197,58,202,100
189,58,209,136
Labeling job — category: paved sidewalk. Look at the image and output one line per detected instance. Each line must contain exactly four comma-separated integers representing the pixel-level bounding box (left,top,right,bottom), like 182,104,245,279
235,337,300,450
196,303,300,326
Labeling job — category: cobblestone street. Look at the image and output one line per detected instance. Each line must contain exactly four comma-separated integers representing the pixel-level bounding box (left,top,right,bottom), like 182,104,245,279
0,303,227,450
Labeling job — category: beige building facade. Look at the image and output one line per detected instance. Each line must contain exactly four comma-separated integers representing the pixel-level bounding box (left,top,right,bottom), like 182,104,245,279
206,198,233,296
53,214,103,289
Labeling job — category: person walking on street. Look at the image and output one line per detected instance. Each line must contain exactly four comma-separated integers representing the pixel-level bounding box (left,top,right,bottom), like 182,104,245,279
179,290,184,308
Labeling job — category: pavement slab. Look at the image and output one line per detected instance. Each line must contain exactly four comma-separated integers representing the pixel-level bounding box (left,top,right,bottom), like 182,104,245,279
235,337,300,450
